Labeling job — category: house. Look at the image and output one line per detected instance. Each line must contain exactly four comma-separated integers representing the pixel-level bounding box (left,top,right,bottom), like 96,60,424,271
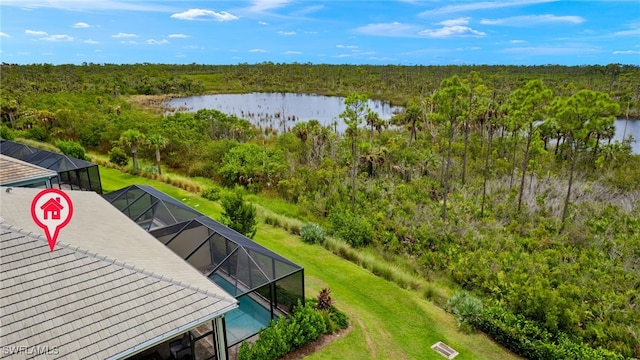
0,140,102,193
40,197,64,220
0,187,239,359
0,154,59,188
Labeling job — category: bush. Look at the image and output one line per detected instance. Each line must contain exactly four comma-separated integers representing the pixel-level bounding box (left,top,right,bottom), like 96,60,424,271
55,140,89,160
237,301,327,360
221,189,258,238
0,125,15,140
448,291,483,330
108,147,129,166
470,304,626,360
27,126,49,141
300,223,326,244
329,204,374,247
316,288,334,311
201,186,221,201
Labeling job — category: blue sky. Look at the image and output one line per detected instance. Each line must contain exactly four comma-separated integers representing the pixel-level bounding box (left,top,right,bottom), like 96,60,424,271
0,0,638,65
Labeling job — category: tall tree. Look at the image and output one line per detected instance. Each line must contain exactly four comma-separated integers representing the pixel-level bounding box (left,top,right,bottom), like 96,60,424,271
148,133,168,175
551,90,619,230
119,129,146,171
505,79,553,212
433,75,470,222
340,93,369,212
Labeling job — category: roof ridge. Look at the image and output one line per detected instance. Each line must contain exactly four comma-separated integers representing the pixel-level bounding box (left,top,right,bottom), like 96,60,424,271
0,223,236,304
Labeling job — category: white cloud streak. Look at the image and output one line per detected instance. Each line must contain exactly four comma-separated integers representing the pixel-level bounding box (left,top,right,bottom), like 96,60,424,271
84,39,100,44
282,50,302,54
419,25,486,38
277,31,296,35
168,33,189,38
420,0,554,16
249,48,267,52
481,14,585,26
613,50,640,54
0,32,11,38
25,30,48,36
41,34,74,42
73,22,90,28
147,39,169,45
355,22,421,37
440,17,470,26
171,9,239,21
112,33,138,38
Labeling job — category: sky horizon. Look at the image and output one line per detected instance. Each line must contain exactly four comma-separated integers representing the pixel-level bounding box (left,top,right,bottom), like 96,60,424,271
0,0,638,66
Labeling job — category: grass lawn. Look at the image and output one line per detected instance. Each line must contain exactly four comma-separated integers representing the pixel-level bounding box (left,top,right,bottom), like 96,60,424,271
99,167,519,360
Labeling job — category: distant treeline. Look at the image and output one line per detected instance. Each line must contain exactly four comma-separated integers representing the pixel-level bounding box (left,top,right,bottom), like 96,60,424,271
1,62,639,116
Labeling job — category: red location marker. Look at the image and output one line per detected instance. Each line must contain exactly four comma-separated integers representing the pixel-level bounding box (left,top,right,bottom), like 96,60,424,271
31,189,74,251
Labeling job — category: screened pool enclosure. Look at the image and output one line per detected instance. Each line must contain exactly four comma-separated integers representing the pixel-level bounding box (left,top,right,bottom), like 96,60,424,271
103,185,304,345
0,139,102,193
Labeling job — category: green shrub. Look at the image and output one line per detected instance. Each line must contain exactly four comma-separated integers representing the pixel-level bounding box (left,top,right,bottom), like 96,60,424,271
221,189,258,238
55,140,89,160
108,147,129,166
329,204,374,247
470,305,626,360
0,125,15,140
237,301,328,360
300,223,326,244
27,126,49,141
201,186,221,201
448,291,483,330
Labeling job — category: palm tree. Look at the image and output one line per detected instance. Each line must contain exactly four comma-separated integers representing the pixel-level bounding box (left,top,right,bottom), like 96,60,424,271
148,134,168,175
119,129,147,171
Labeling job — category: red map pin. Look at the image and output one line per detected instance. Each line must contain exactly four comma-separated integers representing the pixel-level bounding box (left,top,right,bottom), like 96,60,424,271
31,189,74,252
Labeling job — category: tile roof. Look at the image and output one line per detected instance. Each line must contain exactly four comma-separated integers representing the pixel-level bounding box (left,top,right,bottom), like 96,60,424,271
0,187,238,359
0,155,59,186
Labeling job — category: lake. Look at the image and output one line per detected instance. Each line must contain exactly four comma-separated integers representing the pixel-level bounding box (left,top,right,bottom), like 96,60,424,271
166,92,402,133
166,93,639,154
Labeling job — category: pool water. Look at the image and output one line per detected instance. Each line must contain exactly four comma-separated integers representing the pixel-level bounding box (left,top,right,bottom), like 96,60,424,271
210,274,275,345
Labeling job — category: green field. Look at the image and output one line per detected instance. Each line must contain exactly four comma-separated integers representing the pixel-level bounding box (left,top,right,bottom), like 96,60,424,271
100,167,518,360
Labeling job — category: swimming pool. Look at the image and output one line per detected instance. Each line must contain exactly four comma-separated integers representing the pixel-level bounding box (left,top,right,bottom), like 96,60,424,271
210,274,275,345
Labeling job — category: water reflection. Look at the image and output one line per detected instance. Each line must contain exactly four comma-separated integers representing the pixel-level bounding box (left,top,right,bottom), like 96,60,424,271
166,92,402,133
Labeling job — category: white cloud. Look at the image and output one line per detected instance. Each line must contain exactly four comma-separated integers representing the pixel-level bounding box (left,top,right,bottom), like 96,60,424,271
84,39,100,44
2,0,175,12
249,48,267,52
510,39,526,44
246,0,290,13
168,33,189,38
613,28,640,37
113,33,138,38
25,30,48,36
73,22,90,28
481,14,585,26
0,32,10,38
147,39,169,45
613,50,640,55
121,40,137,44
336,44,358,49
419,25,486,38
439,17,470,26
277,31,296,35
171,9,238,21
355,22,420,37
41,34,74,42
282,50,302,54
258,21,268,25
420,0,553,16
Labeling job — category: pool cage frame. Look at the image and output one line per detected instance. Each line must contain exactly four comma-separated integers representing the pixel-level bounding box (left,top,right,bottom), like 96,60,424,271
0,139,102,193
103,185,305,346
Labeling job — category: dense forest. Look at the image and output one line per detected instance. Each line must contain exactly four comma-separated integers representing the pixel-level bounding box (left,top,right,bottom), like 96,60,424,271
1,63,639,358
